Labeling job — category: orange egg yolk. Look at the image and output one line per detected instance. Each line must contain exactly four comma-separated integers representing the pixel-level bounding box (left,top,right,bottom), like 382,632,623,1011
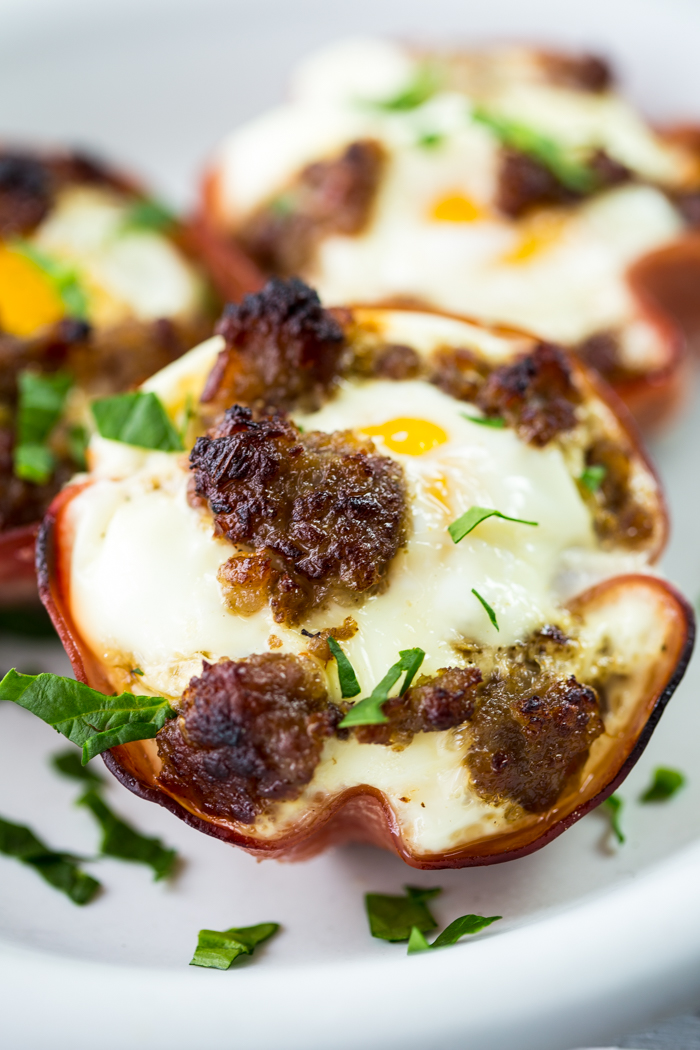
362,418,448,456
0,244,65,336
430,193,484,223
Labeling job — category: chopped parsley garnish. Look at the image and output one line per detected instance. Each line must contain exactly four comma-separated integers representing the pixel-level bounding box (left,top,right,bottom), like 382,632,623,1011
338,648,425,728
417,131,445,149
0,668,176,763
366,886,441,941
579,465,607,493
190,922,280,970
327,637,361,699
132,667,145,676
603,793,625,844
13,370,73,484
12,240,89,319
67,423,89,470
461,413,506,428
472,588,499,631
472,107,598,193
121,198,176,234
0,813,100,905
78,788,177,880
407,913,501,953
52,748,103,785
639,767,686,803
448,506,538,544
91,391,184,452
369,62,441,111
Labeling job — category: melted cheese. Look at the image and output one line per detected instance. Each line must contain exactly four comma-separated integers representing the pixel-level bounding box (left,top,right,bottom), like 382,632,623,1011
65,312,659,852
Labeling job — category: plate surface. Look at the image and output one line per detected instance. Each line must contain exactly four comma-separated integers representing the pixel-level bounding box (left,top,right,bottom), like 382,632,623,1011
2,1,700,1048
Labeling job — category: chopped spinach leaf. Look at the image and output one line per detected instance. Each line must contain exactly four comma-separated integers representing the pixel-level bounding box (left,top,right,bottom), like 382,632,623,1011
639,767,686,803
0,814,100,904
13,240,89,318
603,793,625,844
580,465,607,493
92,391,183,452
449,505,538,544
339,648,425,728
417,131,445,149
52,748,103,785
327,637,361,699
471,588,499,631
14,370,73,484
132,667,145,676
370,62,441,111
121,198,176,234
472,107,597,193
190,922,280,970
366,885,442,941
0,668,176,763
78,788,177,880
461,413,506,428
407,913,501,953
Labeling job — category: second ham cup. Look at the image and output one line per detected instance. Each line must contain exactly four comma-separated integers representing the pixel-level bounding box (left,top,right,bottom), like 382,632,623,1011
36,279,693,868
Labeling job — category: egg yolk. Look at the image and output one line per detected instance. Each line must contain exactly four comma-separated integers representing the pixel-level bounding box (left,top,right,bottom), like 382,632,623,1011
0,244,66,336
430,193,484,223
362,418,448,456
502,209,568,264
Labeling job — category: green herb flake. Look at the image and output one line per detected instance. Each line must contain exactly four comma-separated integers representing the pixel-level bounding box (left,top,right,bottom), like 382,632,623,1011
471,588,499,632
0,814,100,905
78,788,177,880
366,886,442,942
327,637,361,699
603,793,625,844
461,413,506,429
0,668,176,763
580,465,607,493
339,647,425,728
449,505,538,544
68,424,89,470
639,767,686,803
370,62,441,112
407,913,501,954
190,922,280,970
417,131,445,149
91,391,184,452
12,240,89,318
472,107,597,194
13,370,73,484
132,667,145,676
121,198,176,234
51,748,103,785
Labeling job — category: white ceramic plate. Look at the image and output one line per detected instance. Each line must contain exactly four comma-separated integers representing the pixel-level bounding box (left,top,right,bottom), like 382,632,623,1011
2,1,700,1047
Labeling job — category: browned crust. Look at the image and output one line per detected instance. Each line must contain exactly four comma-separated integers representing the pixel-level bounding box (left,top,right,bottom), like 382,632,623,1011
38,474,691,866
194,165,690,432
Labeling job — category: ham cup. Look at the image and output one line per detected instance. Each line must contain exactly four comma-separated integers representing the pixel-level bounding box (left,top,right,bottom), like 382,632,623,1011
0,146,218,602
194,39,700,430
37,280,694,868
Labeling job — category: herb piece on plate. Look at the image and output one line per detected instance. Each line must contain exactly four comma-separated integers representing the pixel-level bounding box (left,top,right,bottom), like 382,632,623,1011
579,465,607,493
639,767,686,803
327,637,361,699
471,588,499,631
448,506,538,544
407,913,501,953
121,198,176,234
52,748,103,785
339,648,425,728
365,886,442,941
603,793,625,844
78,788,177,880
369,62,441,112
0,668,176,762
190,923,280,970
461,413,506,429
0,814,100,904
13,370,73,484
91,391,184,452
